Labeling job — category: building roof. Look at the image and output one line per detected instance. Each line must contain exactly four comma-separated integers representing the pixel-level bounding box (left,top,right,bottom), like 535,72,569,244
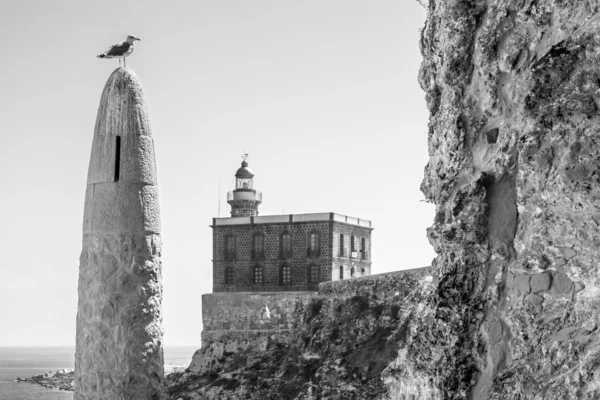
213,212,372,228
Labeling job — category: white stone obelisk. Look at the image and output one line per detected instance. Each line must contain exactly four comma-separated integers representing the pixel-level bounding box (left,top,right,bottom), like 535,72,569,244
75,67,164,399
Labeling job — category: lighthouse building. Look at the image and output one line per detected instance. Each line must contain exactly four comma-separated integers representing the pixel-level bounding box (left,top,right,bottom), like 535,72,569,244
211,158,373,292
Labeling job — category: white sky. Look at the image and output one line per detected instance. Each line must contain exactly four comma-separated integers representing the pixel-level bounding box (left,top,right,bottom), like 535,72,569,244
0,0,433,346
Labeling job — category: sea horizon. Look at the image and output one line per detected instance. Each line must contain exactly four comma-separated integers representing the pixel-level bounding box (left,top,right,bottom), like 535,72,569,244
0,345,199,399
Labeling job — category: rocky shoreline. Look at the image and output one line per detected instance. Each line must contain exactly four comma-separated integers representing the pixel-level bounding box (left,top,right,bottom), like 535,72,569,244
16,368,74,391
17,365,187,393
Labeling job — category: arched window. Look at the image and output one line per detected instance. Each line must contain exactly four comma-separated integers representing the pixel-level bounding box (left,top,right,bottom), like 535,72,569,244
252,233,264,259
224,235,236,260
280,231,292,258
225,267,234,285
309,265,320,283
350,267,355,277
253,265,263,284
339,265,344,280
361,238,366,260
280,264,291,285
308,231,321,258
339,233,345,257
361,267,365,275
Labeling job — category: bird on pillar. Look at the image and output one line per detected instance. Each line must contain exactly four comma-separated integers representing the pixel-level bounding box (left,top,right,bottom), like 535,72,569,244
97,34,141,67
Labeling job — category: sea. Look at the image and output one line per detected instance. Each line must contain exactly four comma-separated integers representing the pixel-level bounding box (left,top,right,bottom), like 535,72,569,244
0,346,198,400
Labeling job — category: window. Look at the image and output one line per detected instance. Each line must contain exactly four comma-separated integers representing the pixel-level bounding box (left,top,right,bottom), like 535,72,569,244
252,233,264,259
309,265,320,283
339,265,344,280
361,268,365,275
351,235,355,253
224,235,236,260
339,234,344,257
310,233,319,251
308,232,320,258
361,238,366,260
280,232,292,258
225,267,234,285
253,265,263,284
237,178,253,189
280,265,291,285
114,136,121,182
350,267,355,277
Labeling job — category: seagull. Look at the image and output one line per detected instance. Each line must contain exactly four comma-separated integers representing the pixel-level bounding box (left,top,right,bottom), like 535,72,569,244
263,305,271,320
97,35,141,67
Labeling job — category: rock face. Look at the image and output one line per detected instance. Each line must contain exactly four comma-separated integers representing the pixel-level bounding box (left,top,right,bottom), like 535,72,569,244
385,1,600,399
75,67,164,399
165,269,432,400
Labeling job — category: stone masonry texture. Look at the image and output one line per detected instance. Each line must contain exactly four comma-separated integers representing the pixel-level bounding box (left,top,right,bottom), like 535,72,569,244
213,220,372,292
189,292,314,375
75,67,164,399
383,1,600,399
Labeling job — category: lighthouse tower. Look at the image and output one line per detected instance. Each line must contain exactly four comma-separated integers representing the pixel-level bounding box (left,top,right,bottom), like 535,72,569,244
227,155,262,217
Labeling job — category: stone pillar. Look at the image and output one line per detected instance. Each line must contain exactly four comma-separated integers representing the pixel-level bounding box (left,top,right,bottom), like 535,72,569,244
75,67,164,399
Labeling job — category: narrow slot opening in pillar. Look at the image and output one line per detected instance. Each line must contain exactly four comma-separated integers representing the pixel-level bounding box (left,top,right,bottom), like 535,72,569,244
114,135,121,182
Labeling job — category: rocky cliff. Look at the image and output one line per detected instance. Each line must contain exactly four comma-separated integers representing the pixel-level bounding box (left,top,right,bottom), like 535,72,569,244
385,0,600,399
166,269,432,400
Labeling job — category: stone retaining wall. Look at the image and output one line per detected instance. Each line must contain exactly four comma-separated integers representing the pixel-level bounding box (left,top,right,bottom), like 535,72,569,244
190,291,313,374
201,292,313,335
319,267,432,297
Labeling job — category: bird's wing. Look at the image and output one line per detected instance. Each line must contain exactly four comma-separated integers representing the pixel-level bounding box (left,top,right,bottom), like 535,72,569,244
103,42,131,56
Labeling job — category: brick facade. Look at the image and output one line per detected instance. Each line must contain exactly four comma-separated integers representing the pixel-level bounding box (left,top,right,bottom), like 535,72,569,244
212,213,373,292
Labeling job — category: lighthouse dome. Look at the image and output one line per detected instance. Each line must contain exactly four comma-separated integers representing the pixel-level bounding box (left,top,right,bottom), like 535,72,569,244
235,161,255,178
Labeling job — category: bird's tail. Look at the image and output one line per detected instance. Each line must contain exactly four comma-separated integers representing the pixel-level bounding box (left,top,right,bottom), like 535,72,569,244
97,54,105,58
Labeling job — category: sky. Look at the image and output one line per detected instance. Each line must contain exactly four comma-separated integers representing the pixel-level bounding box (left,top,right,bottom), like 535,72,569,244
0,0,432,347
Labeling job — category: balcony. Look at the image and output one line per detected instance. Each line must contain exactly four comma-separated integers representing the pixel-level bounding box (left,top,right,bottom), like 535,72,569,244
227,190,262,202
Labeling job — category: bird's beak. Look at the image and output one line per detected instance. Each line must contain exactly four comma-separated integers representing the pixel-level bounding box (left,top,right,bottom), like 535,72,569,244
135,37,141,41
